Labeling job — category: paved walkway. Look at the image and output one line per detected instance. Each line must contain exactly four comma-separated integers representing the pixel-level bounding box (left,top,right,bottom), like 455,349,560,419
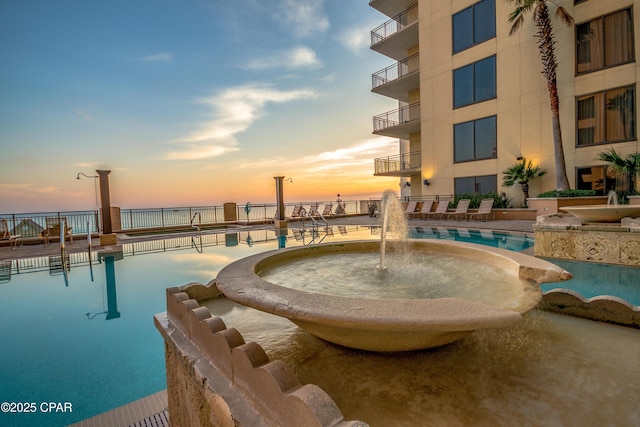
0,216,536,262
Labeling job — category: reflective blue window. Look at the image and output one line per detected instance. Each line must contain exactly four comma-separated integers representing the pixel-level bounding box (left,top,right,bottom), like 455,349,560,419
454,116,496,162
453,0,495,54
454,56,496,108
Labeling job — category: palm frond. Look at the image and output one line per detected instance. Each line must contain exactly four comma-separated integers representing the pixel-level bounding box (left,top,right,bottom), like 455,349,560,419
555,7,575,26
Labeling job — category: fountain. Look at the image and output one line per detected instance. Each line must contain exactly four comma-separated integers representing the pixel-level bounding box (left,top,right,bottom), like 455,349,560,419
560,190,640,222
215,192,571,352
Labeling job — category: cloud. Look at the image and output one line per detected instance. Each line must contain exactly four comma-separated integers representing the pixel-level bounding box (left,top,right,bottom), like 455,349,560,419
337,23,376,54
0,182,61,196
165,84,319,160
74,109,91,120
141,52,172,62
245,46,321,70
298,137,396,171
240,136,396,174
278,0,329,38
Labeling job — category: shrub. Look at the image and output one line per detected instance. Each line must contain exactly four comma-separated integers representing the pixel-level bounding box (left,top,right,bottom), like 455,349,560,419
451,191,511,209
536,189,597,198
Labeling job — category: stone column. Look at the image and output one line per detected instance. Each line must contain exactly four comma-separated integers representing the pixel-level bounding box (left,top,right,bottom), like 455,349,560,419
97,170,117,245
274,176,287,228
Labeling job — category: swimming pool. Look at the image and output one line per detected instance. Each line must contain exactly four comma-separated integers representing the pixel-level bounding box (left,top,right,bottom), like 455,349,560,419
0,225,636,426
540,258,640,306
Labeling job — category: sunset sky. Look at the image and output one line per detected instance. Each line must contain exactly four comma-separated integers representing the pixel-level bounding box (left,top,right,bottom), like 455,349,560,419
0,0,400,213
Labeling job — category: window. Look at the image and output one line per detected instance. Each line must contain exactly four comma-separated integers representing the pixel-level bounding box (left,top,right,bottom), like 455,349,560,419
576,8,634,75
576,165,630,195
455,175,497,195
453,56,496,108
576,85,636,146
454,116,497,162
452,0,496,54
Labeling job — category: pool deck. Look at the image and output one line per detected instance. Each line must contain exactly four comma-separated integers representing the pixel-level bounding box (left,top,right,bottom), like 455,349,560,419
1,215,536,426
0,215,536,262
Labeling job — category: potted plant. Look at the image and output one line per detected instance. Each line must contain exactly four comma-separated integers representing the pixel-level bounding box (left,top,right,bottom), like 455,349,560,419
502,158,546,208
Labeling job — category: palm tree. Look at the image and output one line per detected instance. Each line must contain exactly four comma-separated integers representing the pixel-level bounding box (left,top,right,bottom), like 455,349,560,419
597,147,640,194
502,158,547,207
507,0,573,191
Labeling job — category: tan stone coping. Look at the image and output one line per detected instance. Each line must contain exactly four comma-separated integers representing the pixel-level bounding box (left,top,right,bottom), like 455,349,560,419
541,290,640,329
155,283,367,427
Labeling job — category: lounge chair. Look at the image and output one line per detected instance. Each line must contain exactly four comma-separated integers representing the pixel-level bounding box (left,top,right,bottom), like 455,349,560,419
43,217,73,246
1,218,22,249
308,203,320,217
289,204,305,220
422,200,450,220
321,203,333,217
403,201,418,217
440,199,471,220
466,198,495,221
407,200,434,219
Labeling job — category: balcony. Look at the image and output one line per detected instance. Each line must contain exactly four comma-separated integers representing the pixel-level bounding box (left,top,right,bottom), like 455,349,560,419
372,53,419,102
373,102,420,139
374,151,421,177
370,4,418,61
370,0,417,18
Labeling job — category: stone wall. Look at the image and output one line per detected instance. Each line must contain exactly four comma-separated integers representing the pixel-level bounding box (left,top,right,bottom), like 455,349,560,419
155,285,367,427
533,219,640,266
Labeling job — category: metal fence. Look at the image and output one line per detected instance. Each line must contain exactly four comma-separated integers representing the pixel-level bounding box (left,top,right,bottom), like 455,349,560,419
1,200,366,240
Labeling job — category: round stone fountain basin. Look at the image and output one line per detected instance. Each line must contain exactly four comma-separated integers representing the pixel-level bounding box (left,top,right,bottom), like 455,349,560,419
215,240,572,352
561,204,640,222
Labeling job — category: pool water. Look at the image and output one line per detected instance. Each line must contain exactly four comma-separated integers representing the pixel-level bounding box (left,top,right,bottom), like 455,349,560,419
0,225,636,426
0,231,279,427
541,258,640,306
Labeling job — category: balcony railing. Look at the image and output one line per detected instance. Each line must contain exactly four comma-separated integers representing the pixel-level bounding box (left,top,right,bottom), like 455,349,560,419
371,4,418,46
372,53,419,89
373,102,420,132
374,151,422,174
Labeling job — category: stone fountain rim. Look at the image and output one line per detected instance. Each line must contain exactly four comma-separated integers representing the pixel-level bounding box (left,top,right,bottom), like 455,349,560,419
560,204,640,222
215,239,569,332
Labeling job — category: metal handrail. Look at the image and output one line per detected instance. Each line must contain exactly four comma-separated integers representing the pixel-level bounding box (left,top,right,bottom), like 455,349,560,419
372,53,419,89
190,212,202,232
371,4,418,46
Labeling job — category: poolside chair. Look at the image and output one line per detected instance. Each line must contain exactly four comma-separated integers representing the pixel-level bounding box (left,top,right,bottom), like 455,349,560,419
407,200,434,219
308,203,320,217
321,203,333,217
422,200,450,220
289,204,304,220
440,199,471,220
403,201,418,217
1,219,22,249
43,217,73,246
466,198,495,221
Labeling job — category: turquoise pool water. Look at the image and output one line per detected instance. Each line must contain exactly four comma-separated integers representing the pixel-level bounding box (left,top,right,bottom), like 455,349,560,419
0,225,636,426
541,258,640,306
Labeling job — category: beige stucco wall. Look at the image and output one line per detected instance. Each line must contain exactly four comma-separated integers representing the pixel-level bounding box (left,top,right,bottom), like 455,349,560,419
412,0,640,204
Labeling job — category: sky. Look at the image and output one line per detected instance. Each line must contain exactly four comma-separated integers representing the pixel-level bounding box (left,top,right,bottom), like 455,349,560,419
0,0,400,213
